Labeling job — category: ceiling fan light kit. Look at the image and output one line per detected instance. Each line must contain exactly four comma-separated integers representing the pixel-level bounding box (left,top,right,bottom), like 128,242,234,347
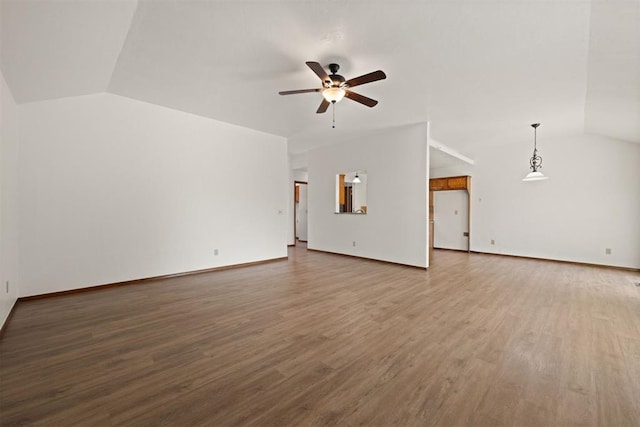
322,87,346,103
279,61,387,128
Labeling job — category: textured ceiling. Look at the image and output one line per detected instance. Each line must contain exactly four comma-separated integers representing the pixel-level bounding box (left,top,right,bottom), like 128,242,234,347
1,0,638,155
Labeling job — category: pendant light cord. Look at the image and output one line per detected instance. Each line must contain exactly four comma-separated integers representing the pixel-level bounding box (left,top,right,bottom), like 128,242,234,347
531,123,541,156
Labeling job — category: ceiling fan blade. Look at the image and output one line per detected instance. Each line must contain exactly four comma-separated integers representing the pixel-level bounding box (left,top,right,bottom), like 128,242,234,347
306,61,330,84
345,70,387,88
345,90,378,107
279,88,321,95
316,98,330,114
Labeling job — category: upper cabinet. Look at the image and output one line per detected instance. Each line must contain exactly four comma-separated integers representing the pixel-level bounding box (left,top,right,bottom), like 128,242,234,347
429,175,470,191
429,178,447,191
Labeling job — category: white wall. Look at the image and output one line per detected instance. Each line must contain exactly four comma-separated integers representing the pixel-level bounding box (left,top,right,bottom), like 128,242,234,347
308,123,429,268
18,93,288,297
433,190,468,250
1,71,20,328
432,134,640,269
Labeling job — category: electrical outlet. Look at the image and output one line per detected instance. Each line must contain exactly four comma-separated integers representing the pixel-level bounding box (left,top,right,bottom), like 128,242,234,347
491,239,496,245
454,210,458,215
214,249,219,256
352,241,356,247
605,248,612,255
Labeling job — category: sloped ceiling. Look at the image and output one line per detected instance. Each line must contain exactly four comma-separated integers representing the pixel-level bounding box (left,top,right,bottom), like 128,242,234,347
0,0,137,103
1,0,638,154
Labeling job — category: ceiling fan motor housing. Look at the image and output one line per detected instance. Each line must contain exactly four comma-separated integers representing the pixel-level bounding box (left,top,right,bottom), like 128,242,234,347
326,63,346,87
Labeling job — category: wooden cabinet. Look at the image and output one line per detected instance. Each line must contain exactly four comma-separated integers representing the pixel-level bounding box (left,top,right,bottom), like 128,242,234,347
429,175,470,191
446,176,469,190
429,178,447,191
338,174,345,205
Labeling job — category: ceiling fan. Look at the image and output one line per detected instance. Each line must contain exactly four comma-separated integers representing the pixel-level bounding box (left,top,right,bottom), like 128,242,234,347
279,62,387,114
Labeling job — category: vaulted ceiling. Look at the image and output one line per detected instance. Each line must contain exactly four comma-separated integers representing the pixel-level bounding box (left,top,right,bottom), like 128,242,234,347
1,0,638,154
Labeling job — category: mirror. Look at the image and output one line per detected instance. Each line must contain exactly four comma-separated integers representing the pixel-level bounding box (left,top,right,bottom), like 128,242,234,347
335,171,367,214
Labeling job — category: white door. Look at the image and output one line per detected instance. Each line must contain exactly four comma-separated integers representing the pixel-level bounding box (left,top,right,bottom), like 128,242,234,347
433,190,468,250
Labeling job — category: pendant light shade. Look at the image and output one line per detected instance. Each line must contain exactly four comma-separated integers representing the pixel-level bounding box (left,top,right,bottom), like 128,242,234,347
353,173,361,183
523,171,547,181
522,123,548,181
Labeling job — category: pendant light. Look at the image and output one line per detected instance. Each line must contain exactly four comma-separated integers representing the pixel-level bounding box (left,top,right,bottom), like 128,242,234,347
523,123,548,181
353,173,361,183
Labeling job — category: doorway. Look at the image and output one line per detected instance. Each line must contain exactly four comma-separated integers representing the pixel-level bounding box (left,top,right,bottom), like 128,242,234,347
433,190,469,250
428,175,471,263
294,181,308,246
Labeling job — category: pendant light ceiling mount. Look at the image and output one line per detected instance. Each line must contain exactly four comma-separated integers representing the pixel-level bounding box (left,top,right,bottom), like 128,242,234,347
523,122,549,181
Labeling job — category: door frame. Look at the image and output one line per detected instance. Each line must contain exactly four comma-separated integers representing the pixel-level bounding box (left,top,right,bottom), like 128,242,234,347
429,176,471,254
293,181,308,245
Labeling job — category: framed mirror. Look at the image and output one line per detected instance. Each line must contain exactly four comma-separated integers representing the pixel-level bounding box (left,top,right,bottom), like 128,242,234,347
335,171,367,214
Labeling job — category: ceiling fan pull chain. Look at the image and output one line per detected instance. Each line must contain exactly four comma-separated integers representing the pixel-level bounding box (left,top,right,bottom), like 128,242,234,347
332,101,336,128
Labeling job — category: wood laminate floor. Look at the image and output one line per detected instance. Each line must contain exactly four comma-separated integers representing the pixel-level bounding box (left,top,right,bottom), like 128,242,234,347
1,247,640,426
